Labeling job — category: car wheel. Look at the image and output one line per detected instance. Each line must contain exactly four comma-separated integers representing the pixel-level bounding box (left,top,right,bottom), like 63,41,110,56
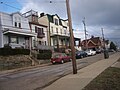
61,60,64,64
69,59,72,62
52,62,55,64
86,54,88,57
81,55,83,58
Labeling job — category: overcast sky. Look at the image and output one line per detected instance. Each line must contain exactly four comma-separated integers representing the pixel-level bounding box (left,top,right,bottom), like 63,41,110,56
0,0,120,46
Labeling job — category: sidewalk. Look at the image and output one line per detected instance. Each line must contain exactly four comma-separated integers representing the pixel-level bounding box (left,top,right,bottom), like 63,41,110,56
43,52,120,90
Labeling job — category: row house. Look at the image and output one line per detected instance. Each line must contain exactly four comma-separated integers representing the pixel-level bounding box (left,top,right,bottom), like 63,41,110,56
0,11,36,49
39,13,80,51
22,10,48,49
81,36,102,50
0,10,80,51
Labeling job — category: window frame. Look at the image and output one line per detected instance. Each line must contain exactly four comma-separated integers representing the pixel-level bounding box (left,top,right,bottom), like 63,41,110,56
55,18,59,25
15,22,17,27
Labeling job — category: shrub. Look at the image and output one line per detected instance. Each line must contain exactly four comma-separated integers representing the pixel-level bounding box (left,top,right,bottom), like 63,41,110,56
37,50,52,60
0,48,30,56
39,49,52,53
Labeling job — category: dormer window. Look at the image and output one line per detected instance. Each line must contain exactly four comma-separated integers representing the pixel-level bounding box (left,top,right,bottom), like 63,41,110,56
55,19,59,25
14,17,21,28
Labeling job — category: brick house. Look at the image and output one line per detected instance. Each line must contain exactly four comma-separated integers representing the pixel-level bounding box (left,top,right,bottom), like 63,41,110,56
81,36,102,50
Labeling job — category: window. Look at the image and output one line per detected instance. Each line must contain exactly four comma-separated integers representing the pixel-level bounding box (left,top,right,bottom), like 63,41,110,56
38,28,43,34
35,27,44,34
61,39,64,45
9,36,18,44
55,19,59,25
51,27,53,33
56,28,58,33
39,41,41,45
19,23,21,28
60,29,62,34
15,22,17,27
35,26,38,33
45,41,46,45
64,29,66,35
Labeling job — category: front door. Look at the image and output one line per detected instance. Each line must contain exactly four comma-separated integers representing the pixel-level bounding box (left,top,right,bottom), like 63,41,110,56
25,37,29,49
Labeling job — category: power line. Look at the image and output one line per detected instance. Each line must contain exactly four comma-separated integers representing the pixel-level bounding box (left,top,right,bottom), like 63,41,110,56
0,0,66,4
0,2,21,10
0,0,66,11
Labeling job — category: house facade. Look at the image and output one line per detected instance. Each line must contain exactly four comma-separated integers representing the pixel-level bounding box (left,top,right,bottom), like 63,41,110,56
81,36,102,50
22,10,49,50
0,11,36,49
39,13,80,51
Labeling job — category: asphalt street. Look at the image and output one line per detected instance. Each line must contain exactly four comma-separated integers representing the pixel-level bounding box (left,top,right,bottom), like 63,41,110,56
0,53,114,90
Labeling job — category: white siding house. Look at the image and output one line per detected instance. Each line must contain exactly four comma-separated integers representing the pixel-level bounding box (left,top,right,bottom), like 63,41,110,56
0,11,36,49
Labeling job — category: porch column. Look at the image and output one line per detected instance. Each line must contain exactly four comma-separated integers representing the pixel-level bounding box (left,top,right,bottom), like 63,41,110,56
68,38,70,48
29,37,32,50
65,37,67,48
56,36,59,52
78,40,81,47
74,40,76,46
0,32,3,48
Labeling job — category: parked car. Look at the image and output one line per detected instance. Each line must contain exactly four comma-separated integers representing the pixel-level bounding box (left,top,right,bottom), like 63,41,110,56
76,51,88,59
96,49,102,54
85,49,96,56
51,53,71,64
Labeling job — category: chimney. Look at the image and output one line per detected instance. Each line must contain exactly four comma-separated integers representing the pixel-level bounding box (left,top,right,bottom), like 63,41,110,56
91,35,94,38
40,13,45,17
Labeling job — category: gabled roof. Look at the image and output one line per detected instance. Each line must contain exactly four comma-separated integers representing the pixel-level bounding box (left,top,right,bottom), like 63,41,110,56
11,12,23,17
46,14,63,26
82,37,101,46
46,14,54,23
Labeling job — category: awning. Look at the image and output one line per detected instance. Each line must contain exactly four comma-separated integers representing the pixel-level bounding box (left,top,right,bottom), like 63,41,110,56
3,28,37,37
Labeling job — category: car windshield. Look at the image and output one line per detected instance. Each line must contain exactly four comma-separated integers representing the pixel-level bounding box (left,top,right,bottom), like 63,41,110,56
52,54,61,58
52,53,66,58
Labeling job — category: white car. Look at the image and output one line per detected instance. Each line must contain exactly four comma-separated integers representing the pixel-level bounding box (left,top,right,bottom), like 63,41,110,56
85,49,96,56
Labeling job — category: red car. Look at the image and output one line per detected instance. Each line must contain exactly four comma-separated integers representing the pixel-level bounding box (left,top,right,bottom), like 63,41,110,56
51,53,71,64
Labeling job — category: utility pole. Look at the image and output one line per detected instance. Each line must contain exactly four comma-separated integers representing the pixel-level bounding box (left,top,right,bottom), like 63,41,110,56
101,28,109,59
66,0,77,74
101,28,105,48
82,17,88,50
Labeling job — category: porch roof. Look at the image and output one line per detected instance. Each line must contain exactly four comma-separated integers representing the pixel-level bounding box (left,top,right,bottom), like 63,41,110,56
3,28,37,37
50,34,70,38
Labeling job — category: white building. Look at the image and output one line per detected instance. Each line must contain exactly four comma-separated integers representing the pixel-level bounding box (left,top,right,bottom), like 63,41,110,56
0,11,36,49
39,13,71,51
39,13,81,51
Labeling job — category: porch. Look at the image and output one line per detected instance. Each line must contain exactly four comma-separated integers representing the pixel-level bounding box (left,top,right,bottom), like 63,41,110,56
51,35,81,52
3,28,36,49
